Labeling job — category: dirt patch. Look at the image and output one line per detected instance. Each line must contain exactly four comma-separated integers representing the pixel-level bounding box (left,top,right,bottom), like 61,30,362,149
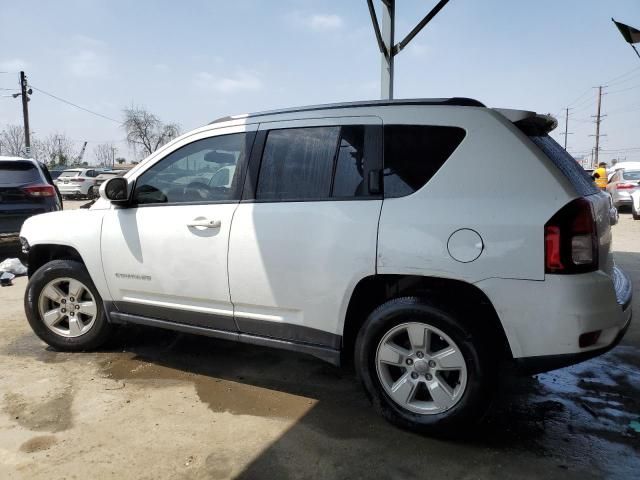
19,435,58,453
1,333,69,364
4,387,74,432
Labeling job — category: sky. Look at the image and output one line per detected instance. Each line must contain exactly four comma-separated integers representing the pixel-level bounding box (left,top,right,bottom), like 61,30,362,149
1,0,640,164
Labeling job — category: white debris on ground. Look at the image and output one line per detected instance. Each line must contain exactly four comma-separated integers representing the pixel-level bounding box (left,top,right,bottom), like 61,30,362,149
0,258,27,276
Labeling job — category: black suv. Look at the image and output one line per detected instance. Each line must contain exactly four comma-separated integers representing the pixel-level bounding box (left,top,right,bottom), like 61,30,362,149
0,157,62,255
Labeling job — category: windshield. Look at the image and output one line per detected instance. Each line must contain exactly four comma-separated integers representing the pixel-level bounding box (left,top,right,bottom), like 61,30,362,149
0,161,40,185
59,171,80,178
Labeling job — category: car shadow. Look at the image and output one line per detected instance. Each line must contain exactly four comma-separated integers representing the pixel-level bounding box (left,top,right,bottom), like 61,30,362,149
84,323,639,479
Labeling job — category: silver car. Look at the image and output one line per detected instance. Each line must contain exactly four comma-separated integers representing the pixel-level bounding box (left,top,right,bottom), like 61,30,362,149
606,169,640,209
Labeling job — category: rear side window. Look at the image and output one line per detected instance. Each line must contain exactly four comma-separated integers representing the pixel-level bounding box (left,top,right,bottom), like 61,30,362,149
527,135,598,196
383,125,466,198
255,125,382,201
0,161,41,184
256,127,339,200
622,170,640,181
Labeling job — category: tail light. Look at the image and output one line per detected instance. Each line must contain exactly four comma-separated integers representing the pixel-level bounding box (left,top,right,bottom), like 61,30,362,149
22,184,56,198
616,183,637,190
544,198,598,274
75,178,85,182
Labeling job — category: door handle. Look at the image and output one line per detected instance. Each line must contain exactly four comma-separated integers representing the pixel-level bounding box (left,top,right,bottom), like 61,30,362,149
187,218,221,229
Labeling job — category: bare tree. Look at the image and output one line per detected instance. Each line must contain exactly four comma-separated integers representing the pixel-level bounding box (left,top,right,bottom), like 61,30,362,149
1,124,26,156
94,143,117,167
37,133,76,166
123,106,180,156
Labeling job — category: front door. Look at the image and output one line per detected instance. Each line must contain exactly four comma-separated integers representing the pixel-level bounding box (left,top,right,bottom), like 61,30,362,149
101,125,256,330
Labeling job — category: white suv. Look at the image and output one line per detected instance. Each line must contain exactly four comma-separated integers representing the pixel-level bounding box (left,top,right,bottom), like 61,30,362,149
19,99,632,434
54,168,102,198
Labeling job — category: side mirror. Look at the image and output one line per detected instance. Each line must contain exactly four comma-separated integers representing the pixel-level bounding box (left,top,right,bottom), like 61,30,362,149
100,177,130,204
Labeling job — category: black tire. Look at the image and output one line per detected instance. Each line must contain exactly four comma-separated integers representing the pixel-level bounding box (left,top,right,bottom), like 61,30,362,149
24,259,113,351
355,296,495,435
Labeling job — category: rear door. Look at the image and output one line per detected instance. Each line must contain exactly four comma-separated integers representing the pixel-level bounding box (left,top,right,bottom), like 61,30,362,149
228,117,383,345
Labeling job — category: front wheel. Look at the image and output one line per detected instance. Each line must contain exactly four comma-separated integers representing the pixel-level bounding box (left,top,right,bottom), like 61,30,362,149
355,297,495,435
24,259,113,351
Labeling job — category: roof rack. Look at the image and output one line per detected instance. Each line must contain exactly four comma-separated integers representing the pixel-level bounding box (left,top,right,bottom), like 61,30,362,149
210,97,485,124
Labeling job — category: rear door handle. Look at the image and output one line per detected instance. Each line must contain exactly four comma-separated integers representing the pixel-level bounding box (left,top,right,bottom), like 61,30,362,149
187,218,221,229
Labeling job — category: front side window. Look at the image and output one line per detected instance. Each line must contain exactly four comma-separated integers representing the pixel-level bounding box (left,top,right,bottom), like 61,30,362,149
133,132,251,204
383,125,466,198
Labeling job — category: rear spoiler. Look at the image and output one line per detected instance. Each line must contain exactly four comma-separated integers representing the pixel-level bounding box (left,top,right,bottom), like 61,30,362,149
493,108,558,135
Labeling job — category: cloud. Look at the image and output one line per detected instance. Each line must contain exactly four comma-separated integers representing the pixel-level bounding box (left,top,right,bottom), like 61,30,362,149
154,63,170,72
63,35,109,78
288,12,344,31
194,71,262,94
67,49,108,77
0,59,29,72
309,14,343,31
406,42,431,58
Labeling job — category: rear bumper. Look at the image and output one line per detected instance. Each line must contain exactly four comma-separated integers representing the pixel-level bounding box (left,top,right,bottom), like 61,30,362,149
476,266,632,370
515,311,631,374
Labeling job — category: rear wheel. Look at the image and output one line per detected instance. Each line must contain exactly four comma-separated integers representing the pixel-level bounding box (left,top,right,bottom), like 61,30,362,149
355,297,495,435
24,260,113,351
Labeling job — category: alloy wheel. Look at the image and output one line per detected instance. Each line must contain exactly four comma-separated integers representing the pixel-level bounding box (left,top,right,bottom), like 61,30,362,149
37,277,98,338
375,322,468,415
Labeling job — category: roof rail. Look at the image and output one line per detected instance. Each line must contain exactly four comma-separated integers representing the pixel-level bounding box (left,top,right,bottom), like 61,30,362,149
210,97,485,124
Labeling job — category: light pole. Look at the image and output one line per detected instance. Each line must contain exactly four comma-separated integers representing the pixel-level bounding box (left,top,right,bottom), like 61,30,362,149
367,0,452,99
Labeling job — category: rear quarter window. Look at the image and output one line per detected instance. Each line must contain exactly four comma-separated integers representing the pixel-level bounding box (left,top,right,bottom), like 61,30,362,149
383,125,466,198
0,161,41,184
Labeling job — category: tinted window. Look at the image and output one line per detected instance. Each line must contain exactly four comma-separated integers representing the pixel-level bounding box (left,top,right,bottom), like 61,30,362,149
133,133,251,204
383,125,466,198
59,171,80,178
332,125,381,198
0,161,41,184
257,127,339,200
528,135,598,196
622,170,640,181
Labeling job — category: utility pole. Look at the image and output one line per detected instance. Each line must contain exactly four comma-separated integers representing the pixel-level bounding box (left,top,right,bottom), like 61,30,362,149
20,71,31,156
560,107,573,150
591,86,607,165
57,136,63,165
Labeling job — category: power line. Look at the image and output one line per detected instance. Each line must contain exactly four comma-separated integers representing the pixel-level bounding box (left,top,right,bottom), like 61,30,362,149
607,83,640,95
604,66,640,86
29,85,121,124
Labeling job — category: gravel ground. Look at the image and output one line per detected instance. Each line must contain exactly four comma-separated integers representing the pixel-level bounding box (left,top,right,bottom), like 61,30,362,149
0,212,638,479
